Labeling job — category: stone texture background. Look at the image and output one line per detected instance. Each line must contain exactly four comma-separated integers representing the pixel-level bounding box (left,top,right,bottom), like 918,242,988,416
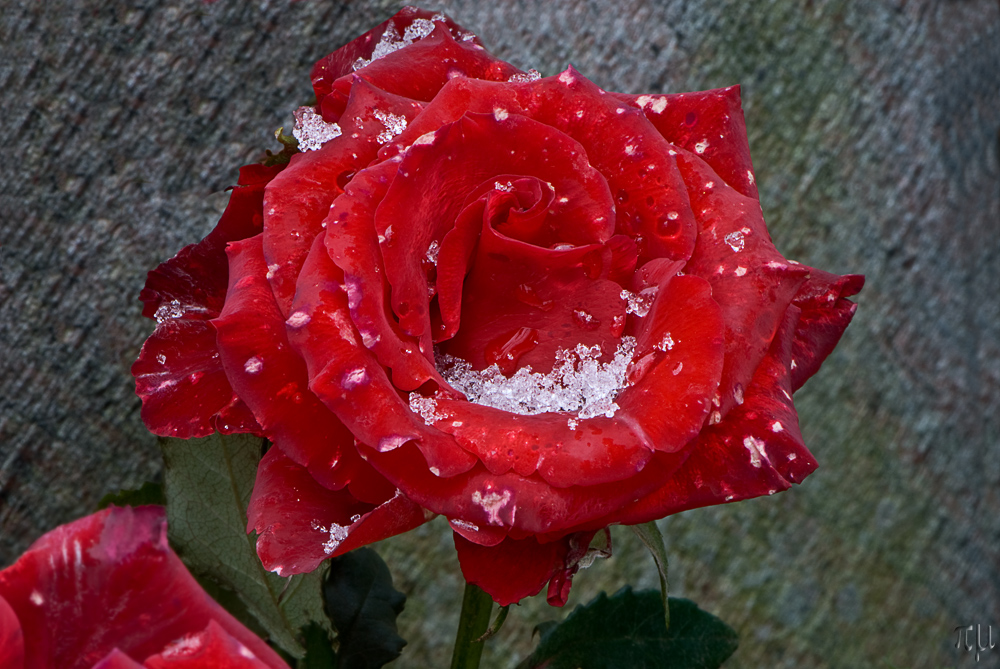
2,0,998,666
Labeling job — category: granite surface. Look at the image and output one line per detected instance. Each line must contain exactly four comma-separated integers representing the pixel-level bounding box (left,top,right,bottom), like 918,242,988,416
2,1,998,666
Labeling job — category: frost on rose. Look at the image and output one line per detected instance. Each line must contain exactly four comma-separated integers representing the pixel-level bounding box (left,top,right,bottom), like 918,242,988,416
133,6,862,608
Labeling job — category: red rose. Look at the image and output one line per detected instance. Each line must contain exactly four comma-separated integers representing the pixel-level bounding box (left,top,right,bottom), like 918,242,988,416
133,7,862,606
0,506,288,668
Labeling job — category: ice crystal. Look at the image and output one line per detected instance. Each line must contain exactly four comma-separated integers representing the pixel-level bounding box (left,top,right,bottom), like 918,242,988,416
293,106,342,151
438,337,637,419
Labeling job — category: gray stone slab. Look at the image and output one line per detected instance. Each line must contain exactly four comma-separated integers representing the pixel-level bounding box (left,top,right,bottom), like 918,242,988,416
2,1,998,666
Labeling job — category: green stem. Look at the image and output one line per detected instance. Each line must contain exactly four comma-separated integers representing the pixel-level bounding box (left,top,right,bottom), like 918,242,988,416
450,582,494,669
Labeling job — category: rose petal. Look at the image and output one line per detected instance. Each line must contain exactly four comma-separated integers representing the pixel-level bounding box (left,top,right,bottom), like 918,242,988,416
317,21,519,122
286,231,477,477
142,620,273,668
613,307,818,524
133,164,282,438
453,532,569,606
384,70,697,264
212,233,367,489
139,164,284,320
92,649,146,669
789,269,864,390
377,111,615,345
613,85,760,199
324,160,445,391
311,9,486,119
248,446,429,576
424,400,651,486
132,318,261,438
356,443,680,537
0,506,285,669
439,222,623,375
0,594,24,669
263,78,424,316
676,149,809,417
616,271,725,453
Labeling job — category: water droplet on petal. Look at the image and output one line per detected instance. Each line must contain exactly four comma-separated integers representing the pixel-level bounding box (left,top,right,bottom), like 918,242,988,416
376,434,411,452
572,309,600,330
286,311,311,328
342,366,368,389
725,231,745,252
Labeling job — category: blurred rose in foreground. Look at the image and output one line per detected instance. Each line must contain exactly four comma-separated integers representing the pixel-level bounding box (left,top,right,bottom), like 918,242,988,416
0,506,288,669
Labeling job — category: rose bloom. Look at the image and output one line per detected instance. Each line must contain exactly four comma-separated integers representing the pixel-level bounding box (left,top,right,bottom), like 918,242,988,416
0,506,288,668
133,7,862,606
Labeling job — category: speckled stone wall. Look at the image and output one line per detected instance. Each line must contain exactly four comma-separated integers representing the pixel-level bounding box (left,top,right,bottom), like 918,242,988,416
2,1,998,666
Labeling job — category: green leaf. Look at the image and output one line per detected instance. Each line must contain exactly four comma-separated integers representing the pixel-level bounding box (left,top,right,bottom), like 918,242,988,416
631,521,671,629
262,126,300,166
97,481,165,510
161,434,330,658
297,621,337,669
323,547,407,669
518,587,739,669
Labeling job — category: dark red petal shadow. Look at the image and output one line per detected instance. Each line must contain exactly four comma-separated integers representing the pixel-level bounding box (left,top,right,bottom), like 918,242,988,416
0,506,285,669
248,445,429,576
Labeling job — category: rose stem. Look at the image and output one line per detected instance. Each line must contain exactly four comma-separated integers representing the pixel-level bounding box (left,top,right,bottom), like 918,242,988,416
450,582,494,669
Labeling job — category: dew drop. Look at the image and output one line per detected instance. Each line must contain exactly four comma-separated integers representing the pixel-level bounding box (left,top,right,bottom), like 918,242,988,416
724,231,745,253
342,366,368,389
286,311,311,328
572,308,600,330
